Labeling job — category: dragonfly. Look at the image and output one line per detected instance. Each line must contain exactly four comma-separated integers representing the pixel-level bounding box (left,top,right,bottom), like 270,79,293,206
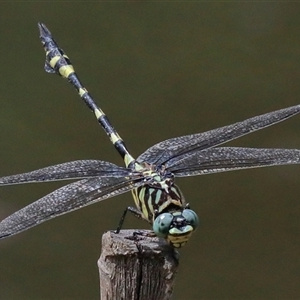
0,23,300,248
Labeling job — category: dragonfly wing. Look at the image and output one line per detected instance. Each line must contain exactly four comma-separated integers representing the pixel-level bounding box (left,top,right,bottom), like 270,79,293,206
0,175,144,239
0,160,132,186
167,147,300,177
138,105,300,165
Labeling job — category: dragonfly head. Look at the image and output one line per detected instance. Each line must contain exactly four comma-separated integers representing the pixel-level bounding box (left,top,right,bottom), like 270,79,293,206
153,209,199,248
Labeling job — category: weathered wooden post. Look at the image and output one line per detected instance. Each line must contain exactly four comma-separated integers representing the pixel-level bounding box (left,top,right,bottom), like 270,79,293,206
98,230,179,300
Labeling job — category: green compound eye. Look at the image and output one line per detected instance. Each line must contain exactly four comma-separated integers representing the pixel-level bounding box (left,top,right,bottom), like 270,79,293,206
153,213,173,238
182,209,199,229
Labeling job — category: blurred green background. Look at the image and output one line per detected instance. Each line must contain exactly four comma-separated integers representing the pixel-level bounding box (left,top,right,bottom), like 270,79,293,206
0,3,300,300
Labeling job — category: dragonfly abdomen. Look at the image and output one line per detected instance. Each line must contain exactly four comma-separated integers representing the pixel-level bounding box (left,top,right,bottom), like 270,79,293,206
39,23,135,168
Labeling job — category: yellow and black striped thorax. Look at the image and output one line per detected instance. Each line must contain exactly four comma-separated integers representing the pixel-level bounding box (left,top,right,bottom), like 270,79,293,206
131,164,185,224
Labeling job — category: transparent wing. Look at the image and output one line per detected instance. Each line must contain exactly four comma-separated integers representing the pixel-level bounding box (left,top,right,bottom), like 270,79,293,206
138,105,300,166
0,160,132,186
0,175,144,239
167,147,300,177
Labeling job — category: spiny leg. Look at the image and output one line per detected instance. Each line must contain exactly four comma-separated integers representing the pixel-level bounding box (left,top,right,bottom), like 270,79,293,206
38,23,135,168
116,206,152,234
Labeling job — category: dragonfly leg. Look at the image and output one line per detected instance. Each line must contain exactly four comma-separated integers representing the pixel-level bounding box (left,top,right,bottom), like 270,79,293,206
124,230,156,244
133,230,156,238
115,206,146,233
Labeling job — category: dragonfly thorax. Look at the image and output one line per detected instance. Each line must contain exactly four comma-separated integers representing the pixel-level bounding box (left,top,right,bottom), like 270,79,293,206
136,162,174,187
131,162,199,247
131,163,183,223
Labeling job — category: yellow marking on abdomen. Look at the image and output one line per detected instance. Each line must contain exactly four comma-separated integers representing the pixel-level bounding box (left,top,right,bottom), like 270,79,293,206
59,65,74,78
110,132,121,144
49,56,60,69
94,108,104,119
79,88,87,97
124,153,135,167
